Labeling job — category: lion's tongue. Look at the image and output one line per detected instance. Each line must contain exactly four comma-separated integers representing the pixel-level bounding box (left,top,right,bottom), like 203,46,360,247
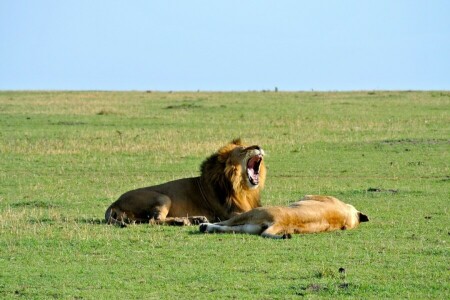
248,168,259,185
247,156,261,185
247,156,260,170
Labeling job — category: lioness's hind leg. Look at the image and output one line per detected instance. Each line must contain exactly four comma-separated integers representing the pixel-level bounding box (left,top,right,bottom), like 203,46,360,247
261,225,291,239
199,223,226,233
199,223,263,235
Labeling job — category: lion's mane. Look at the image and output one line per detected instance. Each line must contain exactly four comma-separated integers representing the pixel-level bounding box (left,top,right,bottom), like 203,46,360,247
198,139,266,220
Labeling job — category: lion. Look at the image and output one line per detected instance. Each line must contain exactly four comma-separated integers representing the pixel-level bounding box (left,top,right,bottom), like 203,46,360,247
199,195,369,239
105,139,266,226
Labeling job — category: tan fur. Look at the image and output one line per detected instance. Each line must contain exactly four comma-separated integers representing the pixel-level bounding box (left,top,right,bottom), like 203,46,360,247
199,195,369,239
105,139,266,226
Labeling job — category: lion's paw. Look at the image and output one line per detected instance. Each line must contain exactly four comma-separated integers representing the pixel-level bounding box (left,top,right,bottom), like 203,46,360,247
190,216,209,225
172,218,191,226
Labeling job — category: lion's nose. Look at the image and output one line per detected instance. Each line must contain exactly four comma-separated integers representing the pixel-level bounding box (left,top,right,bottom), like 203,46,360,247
246,145,261,151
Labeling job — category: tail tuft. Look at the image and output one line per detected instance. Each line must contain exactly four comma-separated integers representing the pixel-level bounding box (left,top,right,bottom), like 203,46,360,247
105,207,112,224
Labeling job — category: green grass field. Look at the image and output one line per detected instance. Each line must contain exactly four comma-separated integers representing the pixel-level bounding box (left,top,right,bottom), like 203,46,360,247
0,91,449,299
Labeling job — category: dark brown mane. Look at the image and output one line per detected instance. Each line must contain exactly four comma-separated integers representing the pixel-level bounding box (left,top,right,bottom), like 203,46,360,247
199,139,264,219
200,152,232,207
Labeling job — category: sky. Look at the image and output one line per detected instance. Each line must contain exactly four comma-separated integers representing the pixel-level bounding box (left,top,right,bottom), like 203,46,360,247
1,1,449,91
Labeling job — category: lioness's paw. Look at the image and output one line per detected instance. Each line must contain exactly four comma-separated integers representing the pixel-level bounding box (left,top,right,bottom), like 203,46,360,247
282,233,292,239
199,223,210,233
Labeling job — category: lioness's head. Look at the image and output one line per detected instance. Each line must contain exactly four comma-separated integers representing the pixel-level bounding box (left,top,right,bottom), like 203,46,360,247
346,204,369,229
201,139,266,191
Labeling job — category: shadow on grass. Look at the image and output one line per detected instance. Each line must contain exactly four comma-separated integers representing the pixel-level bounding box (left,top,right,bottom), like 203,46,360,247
188,228,206,235
11,200,57,209
75,217,107,225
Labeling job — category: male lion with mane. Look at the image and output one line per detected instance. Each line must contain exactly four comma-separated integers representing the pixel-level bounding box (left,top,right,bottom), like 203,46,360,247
200,195,369,239
105,139,266,226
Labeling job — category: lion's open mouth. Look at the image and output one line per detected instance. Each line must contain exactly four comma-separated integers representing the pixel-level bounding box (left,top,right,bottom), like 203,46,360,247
247,155,263,186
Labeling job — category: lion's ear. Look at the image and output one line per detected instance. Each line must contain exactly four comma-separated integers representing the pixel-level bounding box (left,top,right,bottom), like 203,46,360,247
217,145,233,162
232,138,243,145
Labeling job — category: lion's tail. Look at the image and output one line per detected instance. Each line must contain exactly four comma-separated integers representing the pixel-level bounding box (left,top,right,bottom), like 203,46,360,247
105,206,113,224
104,206,127,227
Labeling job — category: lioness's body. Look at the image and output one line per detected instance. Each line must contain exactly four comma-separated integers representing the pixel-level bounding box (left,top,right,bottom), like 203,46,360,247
200,195,369,239
105,139,266,226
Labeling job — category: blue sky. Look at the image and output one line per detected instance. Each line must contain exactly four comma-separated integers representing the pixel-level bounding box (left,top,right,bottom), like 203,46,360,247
1,1,449,91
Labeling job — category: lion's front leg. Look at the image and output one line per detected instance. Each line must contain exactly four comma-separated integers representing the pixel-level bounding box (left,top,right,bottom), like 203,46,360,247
154,216,209,226
188,216,209,225
151,217,190,226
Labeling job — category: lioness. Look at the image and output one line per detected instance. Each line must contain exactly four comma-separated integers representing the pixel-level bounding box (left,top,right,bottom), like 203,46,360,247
105,139,266,226
199,195,369,239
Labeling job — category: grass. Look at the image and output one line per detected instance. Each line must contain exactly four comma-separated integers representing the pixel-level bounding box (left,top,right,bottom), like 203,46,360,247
0,91,449,299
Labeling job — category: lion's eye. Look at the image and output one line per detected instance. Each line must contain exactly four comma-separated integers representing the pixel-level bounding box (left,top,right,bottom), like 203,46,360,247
235,147,246,155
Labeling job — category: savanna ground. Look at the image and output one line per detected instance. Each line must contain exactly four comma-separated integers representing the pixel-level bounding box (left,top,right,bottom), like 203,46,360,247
0,91,449,299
